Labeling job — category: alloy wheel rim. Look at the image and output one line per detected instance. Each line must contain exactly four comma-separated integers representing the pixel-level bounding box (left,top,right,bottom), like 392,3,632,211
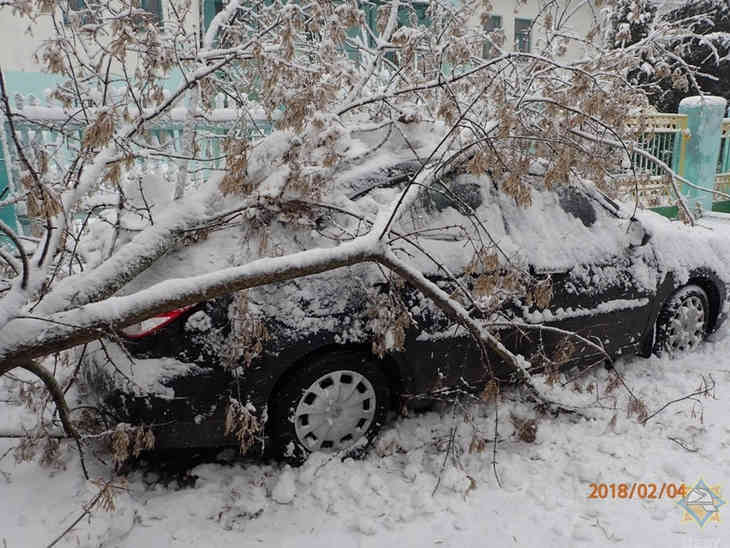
665,295,706,353
293,370,376,452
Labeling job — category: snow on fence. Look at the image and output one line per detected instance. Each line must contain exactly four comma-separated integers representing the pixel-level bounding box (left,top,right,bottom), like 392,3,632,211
0,91,272,235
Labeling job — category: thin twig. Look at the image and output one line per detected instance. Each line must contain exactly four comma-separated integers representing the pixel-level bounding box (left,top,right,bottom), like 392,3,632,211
16,360,80,441
570,128,695,225
46,481,113,548
0,429,66,438
377,83,491,240
432,419,457,496
492,393,502,488
0,219,29,289
667,436,698,452
642,375,715,425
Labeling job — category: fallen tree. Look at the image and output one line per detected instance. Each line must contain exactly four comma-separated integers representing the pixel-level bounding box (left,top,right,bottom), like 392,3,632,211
0,0,698,454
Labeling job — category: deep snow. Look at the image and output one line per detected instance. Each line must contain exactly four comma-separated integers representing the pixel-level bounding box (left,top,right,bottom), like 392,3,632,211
2,326,729,547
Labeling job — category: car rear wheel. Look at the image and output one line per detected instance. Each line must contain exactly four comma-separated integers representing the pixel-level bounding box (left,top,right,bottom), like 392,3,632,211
654,284,710,355
268,350,390,462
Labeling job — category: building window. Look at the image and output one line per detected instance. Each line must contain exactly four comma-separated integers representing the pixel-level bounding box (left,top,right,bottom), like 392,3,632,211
140,0,163,24
203,0,260,44
397,1,429,28
66,0,96,25
203,0,226,32
379,2,429,66
514,18,532,53
482,14,502,59
67,0,162,25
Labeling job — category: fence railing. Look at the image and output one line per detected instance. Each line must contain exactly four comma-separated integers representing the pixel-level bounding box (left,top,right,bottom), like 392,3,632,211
0,91,272,236
619,114,689,206
619,110,730,213
2,92,730,234
629,113,688,176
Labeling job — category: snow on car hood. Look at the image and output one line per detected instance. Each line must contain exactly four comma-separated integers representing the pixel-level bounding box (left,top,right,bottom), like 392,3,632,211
639,210,730,286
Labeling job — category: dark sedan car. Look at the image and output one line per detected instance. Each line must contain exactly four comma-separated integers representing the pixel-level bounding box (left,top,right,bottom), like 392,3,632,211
84,167,729,461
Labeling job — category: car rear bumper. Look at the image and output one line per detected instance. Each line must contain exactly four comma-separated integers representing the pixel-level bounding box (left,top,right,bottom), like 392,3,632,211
82,341,262,450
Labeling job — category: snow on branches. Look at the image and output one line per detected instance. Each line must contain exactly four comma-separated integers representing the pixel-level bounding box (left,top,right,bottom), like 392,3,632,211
0,0,707,453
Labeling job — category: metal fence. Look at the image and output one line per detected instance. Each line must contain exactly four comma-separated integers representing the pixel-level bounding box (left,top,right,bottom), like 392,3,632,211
0,91,272,235
619,113,730,209
2,93,730,233
630,114,688,176
618,114,689,206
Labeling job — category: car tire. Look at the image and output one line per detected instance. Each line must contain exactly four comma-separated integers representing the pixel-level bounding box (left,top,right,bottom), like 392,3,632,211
268,350,391,463
654,284,710,356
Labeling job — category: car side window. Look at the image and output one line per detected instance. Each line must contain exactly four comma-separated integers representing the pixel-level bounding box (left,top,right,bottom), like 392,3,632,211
495,182,634,272
557,186,596,227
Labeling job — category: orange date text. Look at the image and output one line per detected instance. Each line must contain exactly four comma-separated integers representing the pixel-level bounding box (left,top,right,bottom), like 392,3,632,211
588,483,688,499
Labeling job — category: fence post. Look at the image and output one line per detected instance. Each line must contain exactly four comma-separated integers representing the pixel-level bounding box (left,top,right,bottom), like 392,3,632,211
720,119,730,173
678,95,727,213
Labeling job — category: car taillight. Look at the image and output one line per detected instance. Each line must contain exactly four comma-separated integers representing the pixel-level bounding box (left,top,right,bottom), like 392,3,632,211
121,307,192,338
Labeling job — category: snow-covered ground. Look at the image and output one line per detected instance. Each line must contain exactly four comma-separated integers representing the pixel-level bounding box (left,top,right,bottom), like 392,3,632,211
2,330,729,548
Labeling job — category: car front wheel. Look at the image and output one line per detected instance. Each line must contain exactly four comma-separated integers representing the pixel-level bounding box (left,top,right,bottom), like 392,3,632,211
268,350,390,462
654,284,710,355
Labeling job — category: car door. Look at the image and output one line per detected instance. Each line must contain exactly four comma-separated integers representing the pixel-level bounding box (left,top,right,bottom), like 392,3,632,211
395,177,659,393
499,185,659,375
393,181,491,395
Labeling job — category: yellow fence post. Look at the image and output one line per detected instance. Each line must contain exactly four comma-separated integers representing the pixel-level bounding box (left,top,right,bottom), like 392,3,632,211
677,115,688,179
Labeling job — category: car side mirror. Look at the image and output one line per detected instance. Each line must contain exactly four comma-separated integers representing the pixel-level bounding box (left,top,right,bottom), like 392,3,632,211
628,219,652,249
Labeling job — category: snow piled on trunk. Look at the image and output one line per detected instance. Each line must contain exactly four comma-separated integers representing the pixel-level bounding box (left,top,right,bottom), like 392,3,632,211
85,341,204,399
2,330,730,547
